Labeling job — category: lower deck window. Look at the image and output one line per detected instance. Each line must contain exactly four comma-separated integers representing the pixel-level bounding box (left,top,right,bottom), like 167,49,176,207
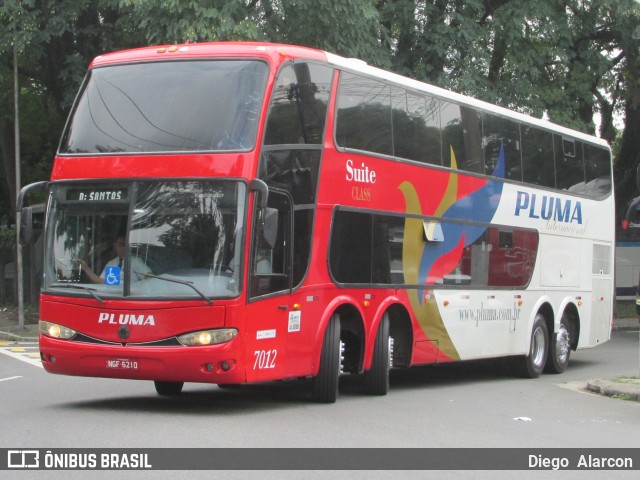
329,209,538,288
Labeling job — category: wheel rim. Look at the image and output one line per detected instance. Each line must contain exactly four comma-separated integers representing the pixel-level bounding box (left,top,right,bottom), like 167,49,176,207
555,324,570,364
531,326,546,368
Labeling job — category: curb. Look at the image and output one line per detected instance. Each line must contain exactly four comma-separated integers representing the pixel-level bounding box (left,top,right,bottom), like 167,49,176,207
586,379,640,402
612,317,640,331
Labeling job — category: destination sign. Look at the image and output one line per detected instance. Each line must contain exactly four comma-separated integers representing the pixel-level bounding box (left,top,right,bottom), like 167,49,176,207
66,188,127,202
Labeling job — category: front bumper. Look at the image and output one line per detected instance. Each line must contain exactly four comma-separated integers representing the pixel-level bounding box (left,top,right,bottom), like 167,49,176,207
39,334,246,384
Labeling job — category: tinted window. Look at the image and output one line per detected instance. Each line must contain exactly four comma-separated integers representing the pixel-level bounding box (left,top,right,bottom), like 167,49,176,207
259,149,321,204
61,61,268,153
330,210,373,284
521,126,555,188
555,135,585,192
424,96,443,165
372,215,405,284
391,89,441,164
453,227,538,287
330,210,538,288
584,143,612,197
482,114,521,180
329,210,405,285
333,71,610,199
264,63,333,145
441,103,484,173
460,107,484,174
336,73,392,156
440,102,463,168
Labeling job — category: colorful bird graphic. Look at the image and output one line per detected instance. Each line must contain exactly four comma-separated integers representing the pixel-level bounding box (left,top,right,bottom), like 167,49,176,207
399,144,505,360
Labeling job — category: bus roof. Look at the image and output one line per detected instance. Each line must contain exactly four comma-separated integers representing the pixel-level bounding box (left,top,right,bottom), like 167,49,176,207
90,42,608,149
89,42,328,68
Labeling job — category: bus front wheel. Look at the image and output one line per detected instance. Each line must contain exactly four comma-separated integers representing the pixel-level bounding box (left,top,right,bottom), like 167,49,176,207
512,314,548,378
154,381,184,396
312,314,341,403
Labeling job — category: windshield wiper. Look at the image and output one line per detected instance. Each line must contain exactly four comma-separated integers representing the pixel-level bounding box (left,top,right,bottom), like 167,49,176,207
135,271,213,305
50,283,105,303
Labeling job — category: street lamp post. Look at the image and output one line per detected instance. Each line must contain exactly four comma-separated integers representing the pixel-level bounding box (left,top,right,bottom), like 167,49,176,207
14,43,25,331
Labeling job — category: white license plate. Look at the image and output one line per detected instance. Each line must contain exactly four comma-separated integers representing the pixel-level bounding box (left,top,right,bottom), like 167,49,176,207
106,358,139,369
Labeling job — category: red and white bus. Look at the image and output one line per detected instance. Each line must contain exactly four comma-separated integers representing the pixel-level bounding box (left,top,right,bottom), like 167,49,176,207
19,42,613,402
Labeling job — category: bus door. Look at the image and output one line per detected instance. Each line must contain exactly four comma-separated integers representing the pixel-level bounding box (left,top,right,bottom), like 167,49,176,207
245,189,297,382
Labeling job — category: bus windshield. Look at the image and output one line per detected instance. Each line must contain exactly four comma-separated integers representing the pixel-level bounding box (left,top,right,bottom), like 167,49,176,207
44,180,246,300
60,60,268,154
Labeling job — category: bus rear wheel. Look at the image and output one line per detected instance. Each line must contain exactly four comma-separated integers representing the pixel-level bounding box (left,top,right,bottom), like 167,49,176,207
364,314,392,396
154,381,184,396
545,315,571,374
512,314,548,378
312,314,341,403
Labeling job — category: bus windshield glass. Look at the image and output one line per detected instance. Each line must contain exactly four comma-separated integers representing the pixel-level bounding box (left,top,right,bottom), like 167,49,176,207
60,60,268,153
44,180,246,300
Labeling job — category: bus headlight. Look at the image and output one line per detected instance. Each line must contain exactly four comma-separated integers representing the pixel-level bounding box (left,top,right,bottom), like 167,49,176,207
177,328,238,346
39,320,77,340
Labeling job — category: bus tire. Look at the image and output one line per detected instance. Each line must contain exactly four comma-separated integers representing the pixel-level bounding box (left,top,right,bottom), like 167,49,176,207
217,384,242,390
154,381,184,396
513,314,548,378
544,315,571,374
364,314,391,396
312,314,341,403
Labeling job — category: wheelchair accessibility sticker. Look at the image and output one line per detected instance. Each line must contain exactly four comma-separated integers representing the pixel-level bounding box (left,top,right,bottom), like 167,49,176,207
104,266,121,286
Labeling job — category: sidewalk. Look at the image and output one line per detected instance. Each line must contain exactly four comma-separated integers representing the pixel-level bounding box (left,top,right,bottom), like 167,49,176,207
1,306,638,401
584,315,640,402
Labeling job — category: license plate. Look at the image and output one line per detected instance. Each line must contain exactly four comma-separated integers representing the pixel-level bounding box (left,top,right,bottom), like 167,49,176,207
106,358,138,369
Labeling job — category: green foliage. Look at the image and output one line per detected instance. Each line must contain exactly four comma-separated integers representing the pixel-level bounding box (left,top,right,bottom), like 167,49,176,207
265,0,390,68
0,226,15,263
118,0,262,44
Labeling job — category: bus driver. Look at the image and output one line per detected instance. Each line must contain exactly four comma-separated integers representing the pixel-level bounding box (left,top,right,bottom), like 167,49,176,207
78,235,151,284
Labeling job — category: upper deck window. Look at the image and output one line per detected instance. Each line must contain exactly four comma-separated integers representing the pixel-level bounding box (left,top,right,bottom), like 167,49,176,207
264,62,333,145
60,60,269,154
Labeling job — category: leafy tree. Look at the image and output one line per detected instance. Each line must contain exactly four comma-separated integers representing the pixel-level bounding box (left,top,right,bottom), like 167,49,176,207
117,0,262,44
265,0,390,67
0,0,127,217
610,0,640,223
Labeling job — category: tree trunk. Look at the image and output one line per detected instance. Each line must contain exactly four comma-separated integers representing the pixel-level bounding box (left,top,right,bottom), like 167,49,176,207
614,84,640,223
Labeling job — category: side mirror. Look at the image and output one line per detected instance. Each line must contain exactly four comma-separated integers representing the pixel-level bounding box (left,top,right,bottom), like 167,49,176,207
19,207,33,246
17,180,48,210
17,181,48,246
250,179,268,209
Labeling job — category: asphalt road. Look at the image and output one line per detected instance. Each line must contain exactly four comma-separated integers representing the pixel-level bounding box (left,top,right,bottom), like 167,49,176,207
1,329,638,479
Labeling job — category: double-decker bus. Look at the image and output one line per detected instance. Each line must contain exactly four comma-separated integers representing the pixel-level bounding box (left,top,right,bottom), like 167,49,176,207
18,42,613,403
